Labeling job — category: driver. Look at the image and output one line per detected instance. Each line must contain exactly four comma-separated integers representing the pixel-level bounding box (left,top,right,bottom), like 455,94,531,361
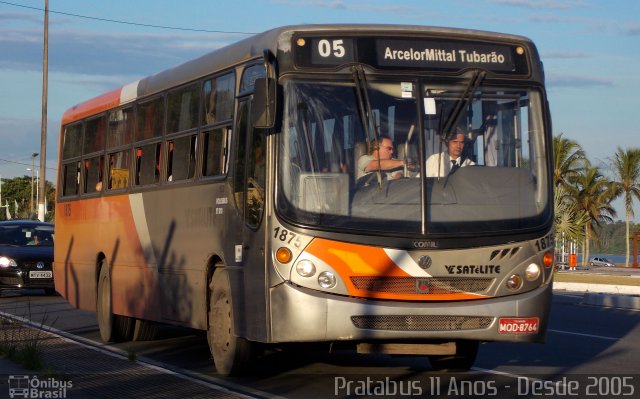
356,136,408,182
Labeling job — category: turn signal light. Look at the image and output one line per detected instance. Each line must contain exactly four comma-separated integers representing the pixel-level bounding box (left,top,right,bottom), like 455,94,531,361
275,247,292,263
543,251,553,268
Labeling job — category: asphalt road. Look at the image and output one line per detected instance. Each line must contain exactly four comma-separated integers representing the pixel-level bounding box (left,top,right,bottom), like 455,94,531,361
1,288,639,399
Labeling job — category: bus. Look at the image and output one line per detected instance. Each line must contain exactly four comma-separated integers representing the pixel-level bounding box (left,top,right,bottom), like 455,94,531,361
54,24,554,375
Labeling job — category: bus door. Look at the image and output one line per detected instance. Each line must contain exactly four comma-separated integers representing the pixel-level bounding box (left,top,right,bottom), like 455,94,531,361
232,97,268,341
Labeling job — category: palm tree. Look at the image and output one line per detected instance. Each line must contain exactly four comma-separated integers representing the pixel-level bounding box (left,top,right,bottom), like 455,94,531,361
552,134,588,265
555,186,588,242
554,185,589,265
610,147,640,267
569,166,617,265
553,133,587,191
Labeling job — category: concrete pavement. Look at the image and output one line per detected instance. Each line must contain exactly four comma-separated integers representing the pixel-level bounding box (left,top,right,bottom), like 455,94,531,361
0,315,256,399
2,279,639,398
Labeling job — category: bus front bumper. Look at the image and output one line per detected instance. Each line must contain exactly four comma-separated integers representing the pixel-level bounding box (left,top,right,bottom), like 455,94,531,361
269,282,551,344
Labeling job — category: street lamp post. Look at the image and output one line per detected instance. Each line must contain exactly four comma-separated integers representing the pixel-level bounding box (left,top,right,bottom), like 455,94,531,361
30,153,39,218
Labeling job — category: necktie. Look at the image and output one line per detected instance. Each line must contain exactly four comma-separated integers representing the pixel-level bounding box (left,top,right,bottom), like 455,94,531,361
450,159,460,174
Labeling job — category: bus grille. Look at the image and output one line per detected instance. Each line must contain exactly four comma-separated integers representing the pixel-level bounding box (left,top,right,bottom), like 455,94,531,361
351,315,494,331
350,276,493,294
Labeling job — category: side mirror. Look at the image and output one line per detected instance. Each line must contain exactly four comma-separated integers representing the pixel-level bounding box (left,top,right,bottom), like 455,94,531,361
252,77,276,129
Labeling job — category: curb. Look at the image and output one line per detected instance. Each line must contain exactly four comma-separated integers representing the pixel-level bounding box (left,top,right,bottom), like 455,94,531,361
553,282,640,310
553,282,640,295
580,292,640,310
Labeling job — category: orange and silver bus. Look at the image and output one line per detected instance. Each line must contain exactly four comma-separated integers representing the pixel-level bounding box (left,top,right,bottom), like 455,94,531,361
54,24,554,375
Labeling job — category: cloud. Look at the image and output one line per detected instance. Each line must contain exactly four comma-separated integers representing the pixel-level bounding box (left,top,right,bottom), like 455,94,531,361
491,0,590,9
0,116,59,179
272,0,415,13
546,73,614,88
0,10,42,26
625,23,640,35
527,14,578,23
0,25,244,76
541,51,591,59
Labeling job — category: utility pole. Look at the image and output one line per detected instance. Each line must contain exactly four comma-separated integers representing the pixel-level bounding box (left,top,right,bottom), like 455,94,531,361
38,0,49,221
30,154,38,218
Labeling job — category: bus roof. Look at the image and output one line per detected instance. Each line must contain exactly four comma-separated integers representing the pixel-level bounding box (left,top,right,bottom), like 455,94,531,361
61,24,537,125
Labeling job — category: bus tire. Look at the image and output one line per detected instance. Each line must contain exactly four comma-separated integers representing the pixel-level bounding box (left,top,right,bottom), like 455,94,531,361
96,261,134,342
208,269,254,376
428,340,479,371
132,319,159,341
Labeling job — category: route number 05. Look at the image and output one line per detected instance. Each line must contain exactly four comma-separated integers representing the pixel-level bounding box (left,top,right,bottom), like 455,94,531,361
317,39,346,58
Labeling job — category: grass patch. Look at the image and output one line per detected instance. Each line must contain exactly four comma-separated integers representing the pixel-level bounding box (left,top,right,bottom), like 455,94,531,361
554,273,640,286
0,325,44,370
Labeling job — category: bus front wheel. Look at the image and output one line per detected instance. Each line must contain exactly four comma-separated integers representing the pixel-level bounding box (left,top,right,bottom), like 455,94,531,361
96,261,134,342
428,340,479,371
208,269,255,376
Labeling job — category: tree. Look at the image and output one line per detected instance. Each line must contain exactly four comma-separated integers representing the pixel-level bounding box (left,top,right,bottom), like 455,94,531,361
553,133,587,191
569,166,617,265
0,176,55,222
553,134,588,262
554,185,589,248
610,147,640,267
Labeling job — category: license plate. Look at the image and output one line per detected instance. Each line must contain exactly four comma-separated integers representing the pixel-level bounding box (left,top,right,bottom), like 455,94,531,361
498,317,539,334
29,271,52,279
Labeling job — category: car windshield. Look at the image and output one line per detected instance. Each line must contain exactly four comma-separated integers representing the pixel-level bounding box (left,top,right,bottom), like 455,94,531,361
277,77,549,236
0,225,54,247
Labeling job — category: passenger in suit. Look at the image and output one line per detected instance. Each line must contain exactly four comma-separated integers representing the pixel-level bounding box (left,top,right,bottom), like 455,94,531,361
425,128,475,177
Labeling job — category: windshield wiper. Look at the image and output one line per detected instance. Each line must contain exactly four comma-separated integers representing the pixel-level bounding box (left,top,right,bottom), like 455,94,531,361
441,69,486,142
352,65,383,188
433,69,486,180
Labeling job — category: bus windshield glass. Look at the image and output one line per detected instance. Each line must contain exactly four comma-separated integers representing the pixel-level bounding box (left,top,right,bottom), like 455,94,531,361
277,76,549,235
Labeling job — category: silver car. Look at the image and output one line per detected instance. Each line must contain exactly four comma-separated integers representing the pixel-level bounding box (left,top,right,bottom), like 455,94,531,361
590,257,615,267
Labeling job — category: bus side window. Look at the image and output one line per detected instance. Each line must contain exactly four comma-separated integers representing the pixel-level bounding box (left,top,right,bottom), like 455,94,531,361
135,144,162,186
108,151,130,190
203,72,235,126
62,161,81,196
202,128,228,177
84,156,104,193
167,135,197,181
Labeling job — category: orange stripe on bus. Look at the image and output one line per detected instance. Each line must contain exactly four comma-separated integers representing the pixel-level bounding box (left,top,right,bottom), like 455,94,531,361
304,238,489,301
61,87,123,124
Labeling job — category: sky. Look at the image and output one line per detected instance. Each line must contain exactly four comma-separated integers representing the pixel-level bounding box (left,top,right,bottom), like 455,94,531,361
0,0,639,220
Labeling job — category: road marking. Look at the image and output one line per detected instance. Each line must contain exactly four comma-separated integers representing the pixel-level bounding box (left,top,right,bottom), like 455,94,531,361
547,328,619,341
0,310,286,399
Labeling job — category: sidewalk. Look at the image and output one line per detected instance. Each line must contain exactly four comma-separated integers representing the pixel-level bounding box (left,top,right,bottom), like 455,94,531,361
553,281,640,310
0,319,254,399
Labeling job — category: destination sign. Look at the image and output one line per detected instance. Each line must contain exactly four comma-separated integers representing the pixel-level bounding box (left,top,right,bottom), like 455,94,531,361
294,35,526,75
376,39,515,72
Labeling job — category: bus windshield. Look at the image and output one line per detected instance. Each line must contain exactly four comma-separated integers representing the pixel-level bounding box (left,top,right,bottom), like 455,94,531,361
277,76,549,236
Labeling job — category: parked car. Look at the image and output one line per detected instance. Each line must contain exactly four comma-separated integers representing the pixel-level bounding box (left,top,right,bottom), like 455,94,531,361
0,220,55,295
589,257,615,267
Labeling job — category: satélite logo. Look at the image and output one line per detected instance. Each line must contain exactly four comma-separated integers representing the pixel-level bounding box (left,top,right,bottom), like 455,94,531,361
7,375,72,398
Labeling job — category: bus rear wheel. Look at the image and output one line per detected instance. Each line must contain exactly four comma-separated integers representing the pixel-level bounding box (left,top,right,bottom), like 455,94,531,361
96,261,134,342
428,340,479,371
207,269,255,376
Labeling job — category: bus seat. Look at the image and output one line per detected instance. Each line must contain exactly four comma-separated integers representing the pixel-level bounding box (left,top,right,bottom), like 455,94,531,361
297,173,349,216
353,142,368,169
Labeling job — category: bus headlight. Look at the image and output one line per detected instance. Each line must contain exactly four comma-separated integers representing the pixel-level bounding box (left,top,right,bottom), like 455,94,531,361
506,274,523,291
525,263,541,281
317,271,337,289
296,260,316,277
0,257,17,267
